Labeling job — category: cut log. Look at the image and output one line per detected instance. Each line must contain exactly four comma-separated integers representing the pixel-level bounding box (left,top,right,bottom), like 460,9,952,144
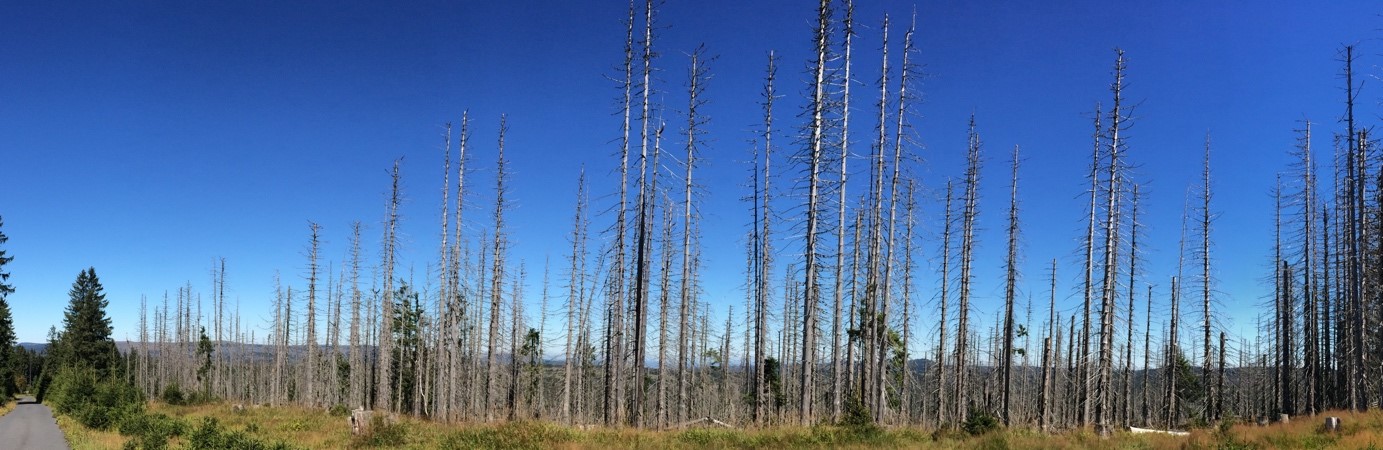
678,416,735,429
1134,423,1189,434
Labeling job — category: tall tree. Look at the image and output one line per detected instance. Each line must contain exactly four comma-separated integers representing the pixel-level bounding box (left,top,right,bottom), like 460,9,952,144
955,115,981,422
377,159,403,411
1095,49,1129,435
0,216,15,396
305,221,322,407
1198,137,1215,421
59,268,118,377
1001,145,1021,425
830,0,856,423
798,0,832,425
486,116,511,422
751,51,778,426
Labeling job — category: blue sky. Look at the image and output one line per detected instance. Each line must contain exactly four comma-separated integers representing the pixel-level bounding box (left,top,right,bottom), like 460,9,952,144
1,1,1378,359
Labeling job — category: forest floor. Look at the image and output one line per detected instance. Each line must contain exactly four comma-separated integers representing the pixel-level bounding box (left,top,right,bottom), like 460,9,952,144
46,401,1383,449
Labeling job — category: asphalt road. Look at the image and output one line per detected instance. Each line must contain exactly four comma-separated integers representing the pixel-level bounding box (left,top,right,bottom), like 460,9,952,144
0,396,69,450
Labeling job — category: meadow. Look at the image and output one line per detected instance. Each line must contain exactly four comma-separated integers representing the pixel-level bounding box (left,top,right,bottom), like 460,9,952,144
39,398,1383,450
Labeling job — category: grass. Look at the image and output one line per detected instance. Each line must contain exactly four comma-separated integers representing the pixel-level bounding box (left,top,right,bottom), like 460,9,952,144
0,394,16,418
51,402,1383,449
56,413,129,450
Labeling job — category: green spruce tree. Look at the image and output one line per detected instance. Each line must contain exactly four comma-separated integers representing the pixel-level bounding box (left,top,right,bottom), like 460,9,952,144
0,216,16,396
58,267,118,378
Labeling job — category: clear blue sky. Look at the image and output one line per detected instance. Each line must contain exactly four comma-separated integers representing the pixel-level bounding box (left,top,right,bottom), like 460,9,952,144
1,1,1378,357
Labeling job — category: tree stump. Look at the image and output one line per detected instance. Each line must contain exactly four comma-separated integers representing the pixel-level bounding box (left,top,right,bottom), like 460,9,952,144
350,408,373,436
1324,416,1341,432
1279,414,1290,424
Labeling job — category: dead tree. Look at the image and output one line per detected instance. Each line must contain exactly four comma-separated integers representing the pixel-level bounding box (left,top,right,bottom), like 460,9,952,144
377,159,402,411
752,51,778,427
955,115,981,422
1001,145,1020,425
1199,137,1215,422
830,0,855,423
485,116,510,422
678,45,709,427
798,0,832,425
1095,49,1129,435
935,181,955,426
306,221,322,407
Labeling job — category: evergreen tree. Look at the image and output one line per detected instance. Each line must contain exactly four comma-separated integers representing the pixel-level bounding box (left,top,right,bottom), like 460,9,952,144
58,267,118,378
0,216,14,396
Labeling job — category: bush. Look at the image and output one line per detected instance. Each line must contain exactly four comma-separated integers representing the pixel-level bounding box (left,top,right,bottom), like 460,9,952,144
119,412,186,449
47,366,144,431
328,404,351,417
187,417,293,450
962,410,1001,436
161,384,186,405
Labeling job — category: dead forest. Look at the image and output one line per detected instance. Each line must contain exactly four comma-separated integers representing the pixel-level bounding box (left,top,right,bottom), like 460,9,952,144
115,0,1383,434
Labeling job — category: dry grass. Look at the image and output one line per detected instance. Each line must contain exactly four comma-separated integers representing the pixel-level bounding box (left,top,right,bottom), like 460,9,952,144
0,395,15,418
56,402,1383,449
56,413,128,450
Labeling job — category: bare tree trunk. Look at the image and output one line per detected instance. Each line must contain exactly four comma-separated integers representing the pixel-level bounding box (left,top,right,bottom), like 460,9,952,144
347,222,364,409
798,0,832,426
563,171,588,424
1040,259,1056,432
752,51,777,427
377,159,402,411
1001,145,1020,426
1124,185,1141,427
955,115,981,423
830,0,855,424
605,0,637,427
1200,137,1214,422
1078,103,1102,429
1095,49,1128,436
306,222,322,407
935,182,954,427
485,116,510,422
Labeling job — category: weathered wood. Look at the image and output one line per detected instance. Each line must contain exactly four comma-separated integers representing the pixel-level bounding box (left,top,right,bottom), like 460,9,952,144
1325,416,1341,432
679,416,735,429
350,408,373,436
1129,426,1189,437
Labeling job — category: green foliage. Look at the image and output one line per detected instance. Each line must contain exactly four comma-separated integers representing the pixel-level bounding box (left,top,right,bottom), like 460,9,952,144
197,326,214,395
48,366,144,431
763,357,785,411
119,412,186,450
963,410,1001,436
328,404,351,417
187,417,294,450
55,267,119,377
388,282,424,413
0,216,16,398
840,395,876,428
162,383,186,405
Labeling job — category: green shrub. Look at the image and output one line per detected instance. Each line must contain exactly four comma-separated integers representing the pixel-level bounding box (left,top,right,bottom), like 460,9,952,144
328,404,351,417
46,366,144,431
962,410,1001,436
161,384,186,405
187,417,294,450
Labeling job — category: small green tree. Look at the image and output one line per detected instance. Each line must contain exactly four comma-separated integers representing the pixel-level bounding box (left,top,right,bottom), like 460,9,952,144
196,326,214,397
